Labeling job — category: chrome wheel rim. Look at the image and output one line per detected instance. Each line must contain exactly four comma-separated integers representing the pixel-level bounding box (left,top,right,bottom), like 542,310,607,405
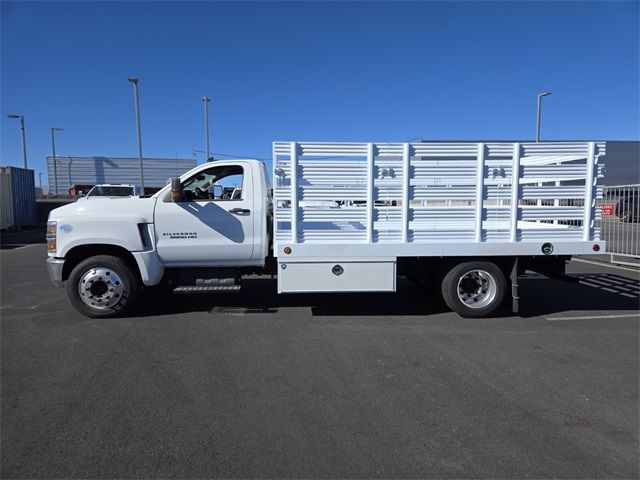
456,269,497,309
78,267,124,310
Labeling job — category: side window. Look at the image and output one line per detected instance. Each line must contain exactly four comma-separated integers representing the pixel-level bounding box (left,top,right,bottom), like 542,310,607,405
181,165,244,202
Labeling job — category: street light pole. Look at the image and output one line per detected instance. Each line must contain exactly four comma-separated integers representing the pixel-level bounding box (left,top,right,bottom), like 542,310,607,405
203,96,211,162
536,92,551,142
7,114,28,169
128,77,145,191
51,128,64,194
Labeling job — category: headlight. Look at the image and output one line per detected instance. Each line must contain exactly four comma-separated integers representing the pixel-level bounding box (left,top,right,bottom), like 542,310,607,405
46,221,57,253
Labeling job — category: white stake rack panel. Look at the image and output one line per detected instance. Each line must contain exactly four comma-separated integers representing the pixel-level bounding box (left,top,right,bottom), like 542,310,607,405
272,141,606,258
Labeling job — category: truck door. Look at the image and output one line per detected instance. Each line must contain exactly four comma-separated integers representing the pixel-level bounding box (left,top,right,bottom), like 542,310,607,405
154,162,256,266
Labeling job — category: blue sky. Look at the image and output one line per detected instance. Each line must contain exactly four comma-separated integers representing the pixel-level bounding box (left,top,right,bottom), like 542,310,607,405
1,1,638,183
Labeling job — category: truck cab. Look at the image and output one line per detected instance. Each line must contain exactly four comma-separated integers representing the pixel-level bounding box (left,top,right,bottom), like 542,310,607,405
46,159,271,317
153,160,270,267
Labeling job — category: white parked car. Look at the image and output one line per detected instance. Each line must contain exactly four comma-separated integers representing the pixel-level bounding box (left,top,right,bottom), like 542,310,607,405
85,184,143,198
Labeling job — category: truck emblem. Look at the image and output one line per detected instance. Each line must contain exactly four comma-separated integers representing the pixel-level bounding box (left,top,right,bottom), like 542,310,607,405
541,243,554,255
280,264,287,270
60,224,73,233
163,232,198,239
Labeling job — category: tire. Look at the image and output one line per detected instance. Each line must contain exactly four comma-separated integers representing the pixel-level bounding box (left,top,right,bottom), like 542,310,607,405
441,261,506,318
66,255,141,318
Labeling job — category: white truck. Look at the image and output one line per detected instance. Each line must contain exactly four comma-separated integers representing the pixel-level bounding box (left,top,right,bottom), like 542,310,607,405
84,184,143,198
46,141,606,318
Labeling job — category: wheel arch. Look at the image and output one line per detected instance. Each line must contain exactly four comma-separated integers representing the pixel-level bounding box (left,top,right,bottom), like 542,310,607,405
62,244,141,284
398,256,518,278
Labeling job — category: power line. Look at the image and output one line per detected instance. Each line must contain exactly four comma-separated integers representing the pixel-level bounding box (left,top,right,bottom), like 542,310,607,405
192,137,428,163
192,149,271,162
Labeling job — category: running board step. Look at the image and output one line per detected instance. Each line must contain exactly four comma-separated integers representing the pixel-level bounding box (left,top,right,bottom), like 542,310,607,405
173,285,241,293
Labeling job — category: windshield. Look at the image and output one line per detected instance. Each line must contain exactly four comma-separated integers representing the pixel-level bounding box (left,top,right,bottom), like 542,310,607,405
87,186,134,197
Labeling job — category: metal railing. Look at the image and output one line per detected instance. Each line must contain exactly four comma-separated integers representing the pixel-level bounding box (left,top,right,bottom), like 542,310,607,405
273,142,606,259
598,184,640,266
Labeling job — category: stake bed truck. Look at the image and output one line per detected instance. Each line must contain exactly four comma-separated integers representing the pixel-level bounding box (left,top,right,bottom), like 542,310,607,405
46,141,606,318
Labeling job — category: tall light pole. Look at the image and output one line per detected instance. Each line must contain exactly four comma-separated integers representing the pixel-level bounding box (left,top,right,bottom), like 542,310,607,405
51,128,64,194
7,114,28,169
128,77,144,191
536,92,552,142
203,96,211,162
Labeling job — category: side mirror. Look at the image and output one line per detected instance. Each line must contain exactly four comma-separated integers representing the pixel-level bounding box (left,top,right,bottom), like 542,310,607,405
170,177,182,202
212,184,223,199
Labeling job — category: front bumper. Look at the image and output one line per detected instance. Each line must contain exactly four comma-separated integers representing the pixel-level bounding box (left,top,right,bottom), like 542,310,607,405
47,258,65,287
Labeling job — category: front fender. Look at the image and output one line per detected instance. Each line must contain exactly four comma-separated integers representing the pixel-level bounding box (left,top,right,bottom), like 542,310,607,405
57,220,165,286
48,198,164,286
57,215,149,257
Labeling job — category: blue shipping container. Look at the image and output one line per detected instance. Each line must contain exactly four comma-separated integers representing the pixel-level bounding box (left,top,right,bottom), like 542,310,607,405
0,166,36,227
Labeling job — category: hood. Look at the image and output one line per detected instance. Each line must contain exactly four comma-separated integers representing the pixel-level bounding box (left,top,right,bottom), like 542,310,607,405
48,196,158,223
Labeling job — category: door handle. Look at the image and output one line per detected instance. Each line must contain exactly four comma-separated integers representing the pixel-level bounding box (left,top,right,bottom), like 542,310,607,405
229,208,250,214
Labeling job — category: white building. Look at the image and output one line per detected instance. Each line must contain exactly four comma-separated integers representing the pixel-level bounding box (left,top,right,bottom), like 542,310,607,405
46,156,197,195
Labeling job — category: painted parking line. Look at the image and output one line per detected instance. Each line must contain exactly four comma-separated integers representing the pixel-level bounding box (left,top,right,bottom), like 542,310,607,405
0,244,38,251
15,244,38,250
546,313,640,321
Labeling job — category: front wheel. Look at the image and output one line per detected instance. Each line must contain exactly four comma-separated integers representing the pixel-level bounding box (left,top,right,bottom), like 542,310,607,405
441,261,506,318
66,255,141,318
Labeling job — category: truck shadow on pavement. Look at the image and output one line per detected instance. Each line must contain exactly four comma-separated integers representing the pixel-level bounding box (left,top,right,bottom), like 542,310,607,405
142,277,449,318
138,273,640,319
517,273,639,318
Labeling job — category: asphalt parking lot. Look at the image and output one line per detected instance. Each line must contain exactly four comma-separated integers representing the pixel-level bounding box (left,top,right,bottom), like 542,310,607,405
1,236,638,478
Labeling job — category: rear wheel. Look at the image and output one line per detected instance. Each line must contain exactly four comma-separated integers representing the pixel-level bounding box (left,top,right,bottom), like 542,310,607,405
67,255,141,318
441,261,506,318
